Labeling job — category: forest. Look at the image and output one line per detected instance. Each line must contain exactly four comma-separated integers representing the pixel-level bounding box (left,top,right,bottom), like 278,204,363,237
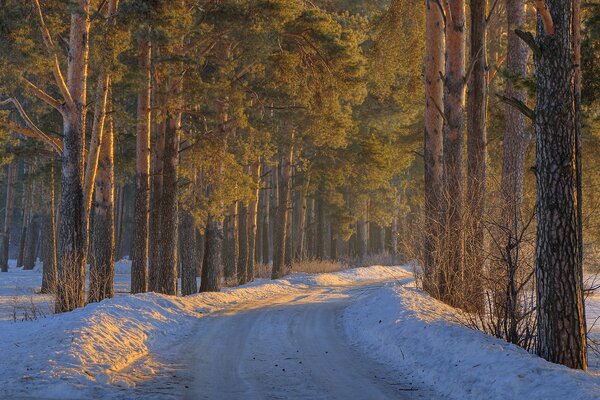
0,0,599,398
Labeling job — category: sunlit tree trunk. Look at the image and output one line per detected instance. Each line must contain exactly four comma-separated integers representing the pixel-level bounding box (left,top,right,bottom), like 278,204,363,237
131,37,152,294
423,0,445,294
55,0,90,312
148,106,165,292
464,0,487,312
155,110,180,295
246,162,261,281
237,200,249,284
534,0,587,370
440,0,466,305
88,110,115,303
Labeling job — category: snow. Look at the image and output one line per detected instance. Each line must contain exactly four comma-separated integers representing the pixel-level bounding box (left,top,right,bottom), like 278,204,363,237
344,281,600,400
1,262,599,399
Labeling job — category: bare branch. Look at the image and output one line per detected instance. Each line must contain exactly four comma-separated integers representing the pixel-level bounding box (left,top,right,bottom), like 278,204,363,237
22,78,64,112
0,97,63,153
32,0,74,108
496,94,535,121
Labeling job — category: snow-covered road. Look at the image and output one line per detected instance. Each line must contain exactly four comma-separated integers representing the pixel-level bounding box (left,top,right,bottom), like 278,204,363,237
115,282,438,400
180,284,434,400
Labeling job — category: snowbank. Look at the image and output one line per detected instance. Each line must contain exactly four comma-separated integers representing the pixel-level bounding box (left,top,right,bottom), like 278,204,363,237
0,265,410,398
344,283,600,400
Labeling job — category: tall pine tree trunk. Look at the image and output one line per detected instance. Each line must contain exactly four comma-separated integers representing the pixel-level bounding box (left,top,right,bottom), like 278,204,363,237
200,216,223,292
224,201,238,283
23,211,39,270
534,0,587,370
155,110,180,295
0,162,17,272
440,0,466,306
180,211,198,295
247,162,261,281
464,0,487,312
55,0,90,312
41,163,57,293
131,37,152,294
423,0,445,294
272,142,293,279
237,201,249,284
88,109,115,303
148,109,165,292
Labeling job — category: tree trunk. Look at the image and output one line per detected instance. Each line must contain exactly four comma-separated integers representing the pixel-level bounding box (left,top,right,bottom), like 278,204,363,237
40,164,57,294
261,168,270,265
23,213,39,270
148,110,165,292
200,216,223,292
272,141,293,279
247,162,261,281
423,0,445,294
330,225,337,261
180,212,198,295
224,201,238,283
0,162,17,272
88,109,115,303
155,111,180,295
294,174,308,262
131,37,152,294
237,201,249,284
55,1,90,313
114,184,124,257
464,0,487,312
440,0,466,306
17,183,31,269
534,0,587,370
316,190,325,260
391,215,399,264
501,0,530,235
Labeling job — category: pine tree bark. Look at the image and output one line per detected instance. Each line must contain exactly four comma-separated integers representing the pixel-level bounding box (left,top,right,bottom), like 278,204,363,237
17,182,31,269
247,162,261,282
155,110,180,295
440,0,466,305
272,143,293,279
237,200,249,284
180,211,198,295
261,171,270,265
200,216,223,292
534,0,587,370
464,0,487,312
423,0,445,294
0,162,17,272
501,0,530,233
55,0,90,312
316,189,325,260
294,173,308,261
149,110,165,292
131,37,152,294
224,201,238,283
41,163,57,293
23,212,39,270
88,110,115,303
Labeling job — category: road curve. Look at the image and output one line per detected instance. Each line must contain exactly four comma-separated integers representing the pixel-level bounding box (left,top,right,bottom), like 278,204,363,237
177,284,436,400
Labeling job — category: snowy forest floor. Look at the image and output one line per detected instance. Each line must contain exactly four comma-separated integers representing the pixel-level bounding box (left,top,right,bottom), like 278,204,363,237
1,263,600,399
